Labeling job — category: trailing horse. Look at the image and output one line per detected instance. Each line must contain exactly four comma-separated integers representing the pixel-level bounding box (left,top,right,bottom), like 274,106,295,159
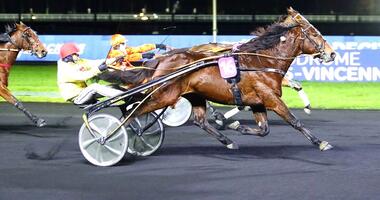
0,22,48,127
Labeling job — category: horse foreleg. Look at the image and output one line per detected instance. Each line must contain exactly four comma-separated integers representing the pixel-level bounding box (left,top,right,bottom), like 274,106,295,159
0,84,46,127
236,104,270,136
15,102,47,127
191,99,238,149
269,96,332,151
282,78,311,115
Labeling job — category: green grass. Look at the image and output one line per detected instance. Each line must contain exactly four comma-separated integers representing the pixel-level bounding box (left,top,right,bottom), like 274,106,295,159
7,64,63,102
2,64,380,109
282,82,380,109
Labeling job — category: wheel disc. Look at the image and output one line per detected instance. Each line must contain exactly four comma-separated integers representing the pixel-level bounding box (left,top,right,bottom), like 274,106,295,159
79,113,128,166
127,112,164,156
155,97,192,127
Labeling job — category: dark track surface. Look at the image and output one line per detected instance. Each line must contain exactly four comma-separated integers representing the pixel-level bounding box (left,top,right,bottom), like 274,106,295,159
1,103,380,200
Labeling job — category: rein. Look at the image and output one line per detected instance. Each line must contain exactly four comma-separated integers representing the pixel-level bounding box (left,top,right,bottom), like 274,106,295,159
238,67,286,76
233,52,320,60
0,48,19,52
117,51,321,75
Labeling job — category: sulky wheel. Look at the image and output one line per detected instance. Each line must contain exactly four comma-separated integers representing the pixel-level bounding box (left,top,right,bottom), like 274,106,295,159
126,112,165,156
79,113,128,167
155,97,193,127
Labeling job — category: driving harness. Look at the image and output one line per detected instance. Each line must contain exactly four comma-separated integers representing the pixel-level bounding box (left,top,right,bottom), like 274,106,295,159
217,53,286,106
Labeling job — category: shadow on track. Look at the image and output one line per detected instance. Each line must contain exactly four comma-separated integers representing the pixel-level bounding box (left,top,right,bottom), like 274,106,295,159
159,145,335,166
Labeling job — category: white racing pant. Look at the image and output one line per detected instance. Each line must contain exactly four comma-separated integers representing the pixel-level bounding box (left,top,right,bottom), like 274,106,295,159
73,83,123,105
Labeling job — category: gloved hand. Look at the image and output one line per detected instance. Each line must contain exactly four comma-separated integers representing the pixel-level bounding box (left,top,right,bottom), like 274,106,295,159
142,52,155,59
115,56,125,63
155,43,167,50
98,62,108,71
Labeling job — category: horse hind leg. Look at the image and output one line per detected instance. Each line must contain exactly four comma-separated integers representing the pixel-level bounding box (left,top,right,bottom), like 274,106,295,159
187,95,238,149
236,104,270,137
132,86,238,149
0,84,46,127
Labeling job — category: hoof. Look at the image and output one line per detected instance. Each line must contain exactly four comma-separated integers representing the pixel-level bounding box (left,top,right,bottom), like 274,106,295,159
319,141,333,151
227,121,240,130
35,118,47,127
304,105,311,115
226,142,239,150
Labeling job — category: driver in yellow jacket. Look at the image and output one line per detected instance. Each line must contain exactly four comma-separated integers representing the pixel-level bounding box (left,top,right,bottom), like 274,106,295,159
107,34,167,69
57,43,123,105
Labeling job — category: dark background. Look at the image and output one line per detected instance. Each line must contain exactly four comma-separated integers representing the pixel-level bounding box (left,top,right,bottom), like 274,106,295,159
1,0,380,35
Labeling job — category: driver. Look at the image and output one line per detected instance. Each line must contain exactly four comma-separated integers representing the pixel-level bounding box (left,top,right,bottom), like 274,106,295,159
57,42,123,105
107,34,167,70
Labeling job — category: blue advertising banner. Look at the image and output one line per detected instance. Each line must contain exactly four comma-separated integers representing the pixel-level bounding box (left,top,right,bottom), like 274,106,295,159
17,35,380,82
288,36,380,82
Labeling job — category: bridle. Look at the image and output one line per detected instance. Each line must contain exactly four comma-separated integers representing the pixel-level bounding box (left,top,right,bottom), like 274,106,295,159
292,13,327,57
0,26,40,56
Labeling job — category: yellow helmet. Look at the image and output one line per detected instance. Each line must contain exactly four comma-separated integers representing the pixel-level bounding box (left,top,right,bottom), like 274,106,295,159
110,34,127,46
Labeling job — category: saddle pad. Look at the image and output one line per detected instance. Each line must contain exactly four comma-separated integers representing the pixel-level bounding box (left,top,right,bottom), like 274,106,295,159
218,57,237,79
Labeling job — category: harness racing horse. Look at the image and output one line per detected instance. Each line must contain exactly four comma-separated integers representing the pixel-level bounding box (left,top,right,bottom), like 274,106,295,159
189,38,312,113
126,7,336,151
188,41,313,131
0,22,48,127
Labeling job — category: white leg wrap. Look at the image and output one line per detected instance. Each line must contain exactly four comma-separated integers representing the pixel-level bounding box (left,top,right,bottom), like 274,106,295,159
227,120,240,130
224,107,240,119
297,89,311,108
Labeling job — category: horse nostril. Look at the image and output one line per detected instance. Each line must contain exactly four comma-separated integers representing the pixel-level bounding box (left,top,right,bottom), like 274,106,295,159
330,52,336,60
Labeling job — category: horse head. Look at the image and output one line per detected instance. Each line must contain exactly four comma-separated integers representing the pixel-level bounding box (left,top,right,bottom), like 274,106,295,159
8,22,47,58
283,7,335,63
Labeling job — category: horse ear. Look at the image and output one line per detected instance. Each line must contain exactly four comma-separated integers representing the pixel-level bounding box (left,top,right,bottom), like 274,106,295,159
15,22,20,28
287,7,296,14
19,21,25,26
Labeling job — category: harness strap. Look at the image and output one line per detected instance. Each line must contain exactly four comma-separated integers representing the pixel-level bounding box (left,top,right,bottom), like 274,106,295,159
222,55,243,106
239,67,286,76
219,55,285,106
230,79,243,106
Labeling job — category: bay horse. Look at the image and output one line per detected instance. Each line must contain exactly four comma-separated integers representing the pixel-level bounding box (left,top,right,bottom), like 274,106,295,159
188,42,312,131
125,7,336,151
0,22,48,127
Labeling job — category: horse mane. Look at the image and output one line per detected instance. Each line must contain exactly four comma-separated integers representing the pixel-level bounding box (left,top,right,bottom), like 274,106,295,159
4,24,16,34
0,24,16,43
237,16,294,52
